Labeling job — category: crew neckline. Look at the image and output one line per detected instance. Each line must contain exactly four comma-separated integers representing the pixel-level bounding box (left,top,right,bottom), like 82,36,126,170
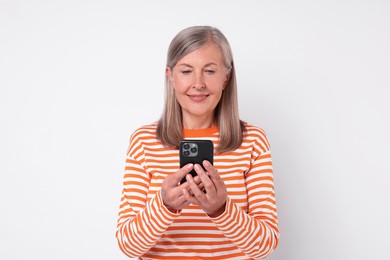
183,125,218,138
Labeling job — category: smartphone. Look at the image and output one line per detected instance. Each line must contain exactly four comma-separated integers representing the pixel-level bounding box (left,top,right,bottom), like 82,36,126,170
179,139,214,184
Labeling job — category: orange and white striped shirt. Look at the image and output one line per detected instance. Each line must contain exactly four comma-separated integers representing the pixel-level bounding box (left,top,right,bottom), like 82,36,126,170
116,123,279,259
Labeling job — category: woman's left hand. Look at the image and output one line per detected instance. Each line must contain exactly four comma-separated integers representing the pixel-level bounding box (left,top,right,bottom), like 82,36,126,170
182,160,227,218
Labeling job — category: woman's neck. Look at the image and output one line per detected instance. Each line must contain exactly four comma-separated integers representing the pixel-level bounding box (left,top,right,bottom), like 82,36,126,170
183,115,214,129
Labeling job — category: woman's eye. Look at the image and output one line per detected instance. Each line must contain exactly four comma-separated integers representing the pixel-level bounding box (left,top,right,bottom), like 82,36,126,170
182,70,191,75
205,70,215,74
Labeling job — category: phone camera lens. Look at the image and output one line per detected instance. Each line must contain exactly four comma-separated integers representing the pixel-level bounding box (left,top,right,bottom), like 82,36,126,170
183,143,190,150
190,147,197,153
183,150,190,156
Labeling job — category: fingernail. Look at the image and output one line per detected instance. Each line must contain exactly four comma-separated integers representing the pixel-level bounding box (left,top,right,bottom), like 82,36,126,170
187,164,193,169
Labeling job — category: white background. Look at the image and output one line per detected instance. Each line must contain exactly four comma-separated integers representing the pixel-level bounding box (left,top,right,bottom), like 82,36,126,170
1,1,389,259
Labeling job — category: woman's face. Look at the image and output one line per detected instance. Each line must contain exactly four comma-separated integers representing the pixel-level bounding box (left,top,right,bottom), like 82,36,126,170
167,43,230,128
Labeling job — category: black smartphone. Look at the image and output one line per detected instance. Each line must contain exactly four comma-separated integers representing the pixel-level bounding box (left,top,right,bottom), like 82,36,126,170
179,139,214,184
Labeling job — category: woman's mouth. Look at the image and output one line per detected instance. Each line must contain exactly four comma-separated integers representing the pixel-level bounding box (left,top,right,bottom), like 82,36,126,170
188,94,209,102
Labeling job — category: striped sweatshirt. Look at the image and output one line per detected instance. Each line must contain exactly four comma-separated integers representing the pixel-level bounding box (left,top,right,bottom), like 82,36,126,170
116,123,279,259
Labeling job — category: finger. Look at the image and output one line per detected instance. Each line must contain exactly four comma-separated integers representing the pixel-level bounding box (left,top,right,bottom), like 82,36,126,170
202,160,219,179
176,193,190,207
193,174,205,189
202,160,224,190
188,183,204,195
198,182,205,191
181,175,201,188
186,173,208,202
179,176,203,196
163,184,189,204
182,187,200,205
194,164,216,195
171,197,192,211
193,175,202,185
168,164,193,185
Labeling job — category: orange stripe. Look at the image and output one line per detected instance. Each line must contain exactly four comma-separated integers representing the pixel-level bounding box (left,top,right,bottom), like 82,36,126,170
149,245,239,253
156,240,231,246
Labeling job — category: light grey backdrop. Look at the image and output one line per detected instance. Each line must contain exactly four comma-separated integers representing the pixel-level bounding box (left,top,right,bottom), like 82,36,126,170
1,1,389,259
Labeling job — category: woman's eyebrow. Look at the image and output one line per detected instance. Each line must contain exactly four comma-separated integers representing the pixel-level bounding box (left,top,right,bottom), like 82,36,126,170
177,63,193,68
177,62,218,67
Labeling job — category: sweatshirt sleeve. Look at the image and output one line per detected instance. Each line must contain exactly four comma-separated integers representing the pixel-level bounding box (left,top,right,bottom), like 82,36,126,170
115,134,179,258
210,131,279,259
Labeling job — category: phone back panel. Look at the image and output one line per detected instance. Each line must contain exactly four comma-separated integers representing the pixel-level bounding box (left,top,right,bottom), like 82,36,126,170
179,139,214,183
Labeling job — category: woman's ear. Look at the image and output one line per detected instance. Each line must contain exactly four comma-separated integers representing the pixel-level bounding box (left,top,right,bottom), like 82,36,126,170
223,70,231,89
166,67,174,87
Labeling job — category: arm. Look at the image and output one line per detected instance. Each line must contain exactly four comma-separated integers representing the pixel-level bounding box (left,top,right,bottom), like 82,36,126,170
211,150,279,259
183,129,279,258
116,142,179,258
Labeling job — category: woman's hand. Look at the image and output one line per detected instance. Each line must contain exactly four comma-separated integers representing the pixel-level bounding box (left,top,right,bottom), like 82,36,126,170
182,160,227,218
161,164,204,213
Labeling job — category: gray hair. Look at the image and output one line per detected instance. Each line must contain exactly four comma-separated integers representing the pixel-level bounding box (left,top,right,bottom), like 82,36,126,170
157,26,244,153
167,26,233,70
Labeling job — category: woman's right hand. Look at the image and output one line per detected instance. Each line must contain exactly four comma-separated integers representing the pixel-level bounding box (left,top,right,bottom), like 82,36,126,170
161,163,202,213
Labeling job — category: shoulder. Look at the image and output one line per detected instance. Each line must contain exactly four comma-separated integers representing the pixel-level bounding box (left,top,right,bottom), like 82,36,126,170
243,122,268,139
128,122,158,143
242,121,271,151
126,122,158,155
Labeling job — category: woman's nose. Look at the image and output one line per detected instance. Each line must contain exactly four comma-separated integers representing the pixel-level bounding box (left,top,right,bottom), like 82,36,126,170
192,72,205,89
